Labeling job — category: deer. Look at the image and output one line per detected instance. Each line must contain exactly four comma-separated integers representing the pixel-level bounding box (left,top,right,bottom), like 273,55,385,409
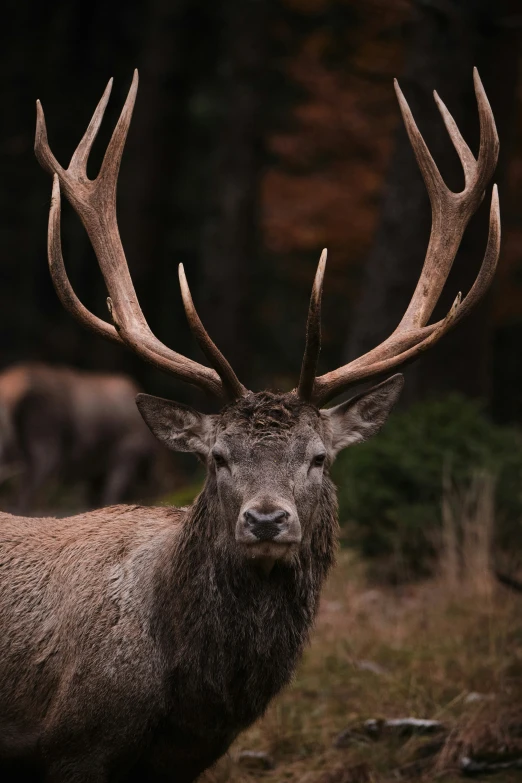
0,362,161,513
0,68,499,782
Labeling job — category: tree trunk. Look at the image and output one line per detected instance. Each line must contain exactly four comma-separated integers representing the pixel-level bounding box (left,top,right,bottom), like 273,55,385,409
199,0,272,384
345,0,520,404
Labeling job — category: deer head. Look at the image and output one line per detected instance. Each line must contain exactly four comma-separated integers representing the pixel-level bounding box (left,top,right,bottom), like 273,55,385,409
133,379,401,565
35,69,500,566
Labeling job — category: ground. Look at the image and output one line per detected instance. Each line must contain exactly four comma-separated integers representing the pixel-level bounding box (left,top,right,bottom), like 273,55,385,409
203,551,522,783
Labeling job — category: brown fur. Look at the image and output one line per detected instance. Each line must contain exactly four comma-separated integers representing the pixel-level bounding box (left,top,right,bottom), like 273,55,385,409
0,363,160,512
0,381,403,782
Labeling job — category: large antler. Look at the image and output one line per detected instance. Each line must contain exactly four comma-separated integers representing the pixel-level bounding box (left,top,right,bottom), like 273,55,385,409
35,71,246,402
298,69,500,407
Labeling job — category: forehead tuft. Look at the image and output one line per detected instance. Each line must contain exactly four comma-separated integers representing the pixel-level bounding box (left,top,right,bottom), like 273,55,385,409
219,391,319,440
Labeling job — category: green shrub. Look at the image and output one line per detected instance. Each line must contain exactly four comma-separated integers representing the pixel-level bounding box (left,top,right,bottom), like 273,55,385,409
332,395,522,579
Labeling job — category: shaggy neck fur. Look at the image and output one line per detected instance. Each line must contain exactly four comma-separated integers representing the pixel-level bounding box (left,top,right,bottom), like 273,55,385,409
150,468,338,748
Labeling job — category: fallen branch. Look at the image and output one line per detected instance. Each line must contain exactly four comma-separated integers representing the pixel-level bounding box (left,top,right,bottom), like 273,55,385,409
460,754,522,775
334,717,446,747
364,718,445,738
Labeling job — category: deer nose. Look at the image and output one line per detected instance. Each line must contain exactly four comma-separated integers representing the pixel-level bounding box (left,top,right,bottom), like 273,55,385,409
243,509,290,541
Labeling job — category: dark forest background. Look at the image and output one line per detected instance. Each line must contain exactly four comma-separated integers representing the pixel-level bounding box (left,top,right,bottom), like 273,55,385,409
2,0,522,417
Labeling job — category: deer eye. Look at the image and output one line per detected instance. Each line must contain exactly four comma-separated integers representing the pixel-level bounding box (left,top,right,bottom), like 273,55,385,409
311,453,326,468
212,450,228,469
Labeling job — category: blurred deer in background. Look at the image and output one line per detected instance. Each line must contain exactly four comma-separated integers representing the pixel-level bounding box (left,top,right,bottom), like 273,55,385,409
0,69,499,782
0,362,161,512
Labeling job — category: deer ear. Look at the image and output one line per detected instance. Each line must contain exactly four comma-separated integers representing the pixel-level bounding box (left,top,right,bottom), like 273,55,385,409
321,374,404,457
136,394,214,458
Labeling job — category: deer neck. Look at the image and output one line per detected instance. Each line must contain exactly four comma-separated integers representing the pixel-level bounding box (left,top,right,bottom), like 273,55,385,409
146,476,336,736
171,473,337,595
150,475,337,707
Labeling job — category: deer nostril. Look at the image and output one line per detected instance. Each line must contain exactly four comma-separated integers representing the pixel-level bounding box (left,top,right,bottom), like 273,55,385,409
243,510,256,526
243,508,290,540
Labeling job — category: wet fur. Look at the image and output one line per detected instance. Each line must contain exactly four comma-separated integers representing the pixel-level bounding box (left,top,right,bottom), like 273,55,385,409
0,392,338,782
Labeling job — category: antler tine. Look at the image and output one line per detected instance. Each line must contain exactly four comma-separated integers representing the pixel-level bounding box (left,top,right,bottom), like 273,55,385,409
433,92,476,185
178,264,246,400
36,73,243,401
305,71,499,408
473,68,499,192
35,101,64,178
69,79,114,176
394,80,446,205
297,249,327,401
48,175,122,344
97,70,138,195
433,70,498,193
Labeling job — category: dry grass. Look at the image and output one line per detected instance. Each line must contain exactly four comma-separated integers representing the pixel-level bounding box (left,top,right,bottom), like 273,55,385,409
202,546,522,783
440,466,496,598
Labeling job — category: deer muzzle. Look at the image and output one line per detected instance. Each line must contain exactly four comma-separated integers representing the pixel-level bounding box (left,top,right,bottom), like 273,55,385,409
236,501,301,558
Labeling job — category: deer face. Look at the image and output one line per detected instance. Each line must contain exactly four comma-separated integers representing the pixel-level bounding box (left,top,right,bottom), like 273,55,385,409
137,375,403,566
211,401,326,563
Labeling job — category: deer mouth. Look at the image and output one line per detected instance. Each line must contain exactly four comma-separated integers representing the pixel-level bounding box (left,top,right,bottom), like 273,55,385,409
242,540,299,570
